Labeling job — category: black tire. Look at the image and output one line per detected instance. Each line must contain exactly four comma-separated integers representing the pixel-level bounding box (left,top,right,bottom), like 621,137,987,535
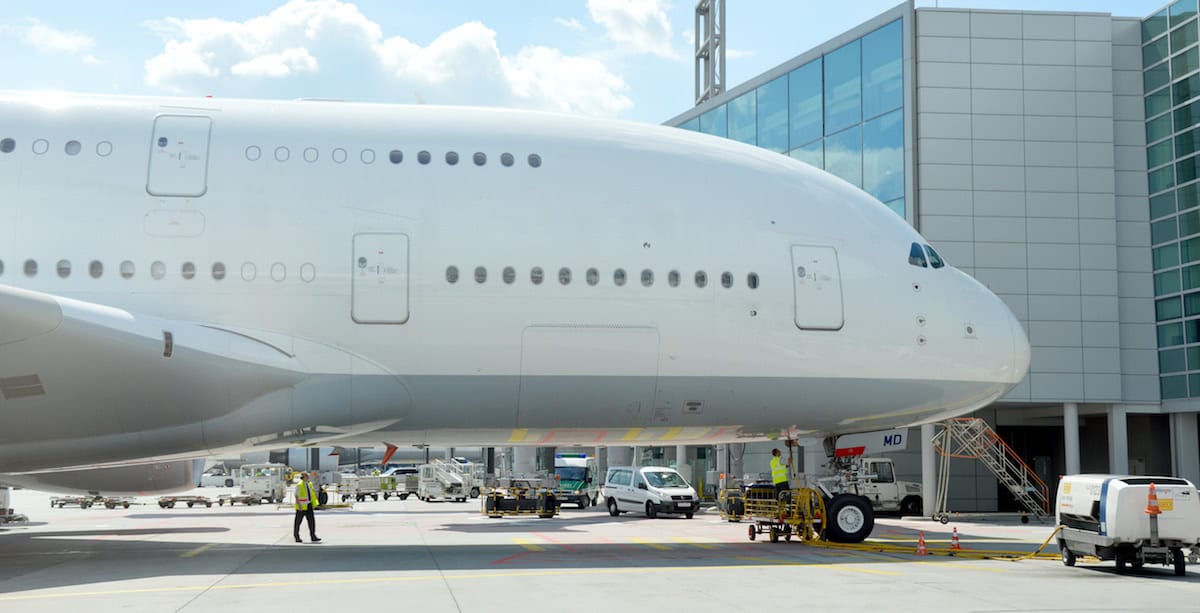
205,503,212,508
900,496,922,516
825,494,874,543
318,492,328,505
938,514,950,525
400,494,409,501
1061,544,1076,567
1175,548,1187,577
685,512,694,519
748,525,756,541
645,501,658,519
1115,552,1127,572
1020,515,1030,524
167,502,175,509
123,502,130,509
383,493,390,500
470,487,480,499
769,527,779,543
607,498,620,517
187,502,194,508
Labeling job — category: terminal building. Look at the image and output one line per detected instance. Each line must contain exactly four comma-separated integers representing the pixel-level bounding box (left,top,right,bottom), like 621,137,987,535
660,0,1200,512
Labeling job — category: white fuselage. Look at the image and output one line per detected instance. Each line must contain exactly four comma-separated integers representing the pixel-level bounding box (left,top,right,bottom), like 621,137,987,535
0,92,1030,474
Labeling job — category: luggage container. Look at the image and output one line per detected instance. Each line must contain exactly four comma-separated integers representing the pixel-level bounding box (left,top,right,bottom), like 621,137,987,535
1057,474,1200,576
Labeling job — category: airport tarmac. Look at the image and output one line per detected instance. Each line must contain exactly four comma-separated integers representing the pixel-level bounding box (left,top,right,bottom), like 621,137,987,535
2,487,1198,612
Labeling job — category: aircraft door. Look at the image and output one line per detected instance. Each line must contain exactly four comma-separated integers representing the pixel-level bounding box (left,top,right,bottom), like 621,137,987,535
147,115,212,197
791,245,844,330
352,233,410,324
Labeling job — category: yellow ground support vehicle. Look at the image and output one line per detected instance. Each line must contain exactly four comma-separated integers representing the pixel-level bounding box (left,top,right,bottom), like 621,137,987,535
743,483,826,543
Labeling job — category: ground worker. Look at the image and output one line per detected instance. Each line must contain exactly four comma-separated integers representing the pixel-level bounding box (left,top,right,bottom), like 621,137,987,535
293,473,321,543
770,448,790,499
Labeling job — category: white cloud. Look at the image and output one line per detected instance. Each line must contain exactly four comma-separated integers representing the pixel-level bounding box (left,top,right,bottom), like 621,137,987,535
726,48,756,60
143,0,632,116
555,17,584,32
587,0,677,59
10,19,101,64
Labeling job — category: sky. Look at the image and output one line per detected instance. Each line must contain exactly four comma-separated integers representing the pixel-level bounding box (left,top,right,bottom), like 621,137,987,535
0,0,1172,124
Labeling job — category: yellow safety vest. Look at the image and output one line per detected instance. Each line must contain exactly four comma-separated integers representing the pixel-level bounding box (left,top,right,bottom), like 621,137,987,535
770,456,788,484
294,481,319,510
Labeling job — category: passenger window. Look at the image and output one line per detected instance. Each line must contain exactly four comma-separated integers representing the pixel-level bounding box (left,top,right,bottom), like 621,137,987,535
531,266,544,285
668,270,680,287
120,261,135,279
182,262,196,280
720,272,732,288
0,259,4,276
586,267,599,286
747,273,759,289
873,462,895,483
614,268,627,286
475,266,487,284
24,259,37,277
151,261,166,280
695,271,707,288
389,150,403,164
57,259,71,278
446,266,460,284
418,150,431,165
501,153,514,167
502,266,516,284
0,138,15,153
641,269,654,287
559,267,571,285
909,243,928,267
446,151,459,165
89,260,103,279
212,262,227,280
925,245,945,269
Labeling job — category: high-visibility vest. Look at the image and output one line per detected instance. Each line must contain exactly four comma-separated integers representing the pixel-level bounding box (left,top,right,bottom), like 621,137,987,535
770,456,788,484
294,481,319,510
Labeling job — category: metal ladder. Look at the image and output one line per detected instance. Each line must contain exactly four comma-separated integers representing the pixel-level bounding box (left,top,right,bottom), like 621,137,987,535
430,459,465,488
931,418,1050,521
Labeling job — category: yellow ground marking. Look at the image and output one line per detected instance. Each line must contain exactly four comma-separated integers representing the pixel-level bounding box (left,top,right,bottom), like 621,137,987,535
620,428,644,441
671,537,717,549
512,538,544,552
179,544,215,559
659,427,683,441
0,559,923,602
914,560,1010,573
631,537,671,550
507,429,529,443
734,556,901,575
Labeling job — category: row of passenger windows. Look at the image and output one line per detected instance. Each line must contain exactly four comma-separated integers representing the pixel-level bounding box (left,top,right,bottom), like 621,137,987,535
445,265,760,289
908,243,945,269
0,259,315,282
0,137,114,157
245,145,543,168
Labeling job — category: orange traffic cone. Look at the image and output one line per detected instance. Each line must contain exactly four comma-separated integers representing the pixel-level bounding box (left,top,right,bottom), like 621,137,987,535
1146,482,1162,516
916,531,928,555
950,527,962,551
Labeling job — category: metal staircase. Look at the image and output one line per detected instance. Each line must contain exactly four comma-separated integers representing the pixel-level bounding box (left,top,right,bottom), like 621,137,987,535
931,418,1050,521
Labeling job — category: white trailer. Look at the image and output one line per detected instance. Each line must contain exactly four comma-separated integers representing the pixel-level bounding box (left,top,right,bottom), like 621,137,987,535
418,462,467,502
1057,474,1200,576
235,463,288,504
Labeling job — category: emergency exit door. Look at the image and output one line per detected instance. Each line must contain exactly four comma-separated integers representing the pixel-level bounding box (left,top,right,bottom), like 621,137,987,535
791,245,844,330
352,233,410,324
147,115,211,197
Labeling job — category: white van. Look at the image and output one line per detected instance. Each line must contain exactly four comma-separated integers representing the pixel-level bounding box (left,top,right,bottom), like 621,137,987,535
602,466,698,519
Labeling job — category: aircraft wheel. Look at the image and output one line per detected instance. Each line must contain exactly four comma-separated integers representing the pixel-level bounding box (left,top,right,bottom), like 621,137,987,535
824,494,874,543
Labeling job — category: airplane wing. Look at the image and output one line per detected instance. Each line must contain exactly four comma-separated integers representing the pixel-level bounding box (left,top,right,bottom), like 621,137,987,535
0,284,408,474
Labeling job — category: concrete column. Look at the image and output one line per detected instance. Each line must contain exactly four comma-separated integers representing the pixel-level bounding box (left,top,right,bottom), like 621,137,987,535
512,447,537,475
632,446,641,467
1064,402,1081,476
921,423,937,518
1173,412,1200,483
729,443,744,481
675,445,690,481
444,447,453,461
1108,406,1129,474
607,446,633,466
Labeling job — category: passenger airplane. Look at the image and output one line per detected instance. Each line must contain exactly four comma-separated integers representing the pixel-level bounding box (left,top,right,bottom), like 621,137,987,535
0,92,1029,535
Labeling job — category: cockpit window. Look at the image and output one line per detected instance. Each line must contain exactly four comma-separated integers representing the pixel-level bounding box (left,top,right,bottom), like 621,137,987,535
925,245,945,269
908,243,928,267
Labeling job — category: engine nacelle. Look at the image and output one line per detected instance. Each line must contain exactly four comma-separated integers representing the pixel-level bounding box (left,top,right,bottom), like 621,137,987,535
0,459,204,495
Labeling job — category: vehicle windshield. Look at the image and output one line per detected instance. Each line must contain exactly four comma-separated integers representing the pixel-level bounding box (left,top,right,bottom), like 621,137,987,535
555,467,587,482
644,471,688,488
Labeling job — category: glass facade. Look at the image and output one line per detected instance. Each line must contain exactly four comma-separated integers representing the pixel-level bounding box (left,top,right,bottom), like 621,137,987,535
1146,0,1200,399
673,19,905,219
